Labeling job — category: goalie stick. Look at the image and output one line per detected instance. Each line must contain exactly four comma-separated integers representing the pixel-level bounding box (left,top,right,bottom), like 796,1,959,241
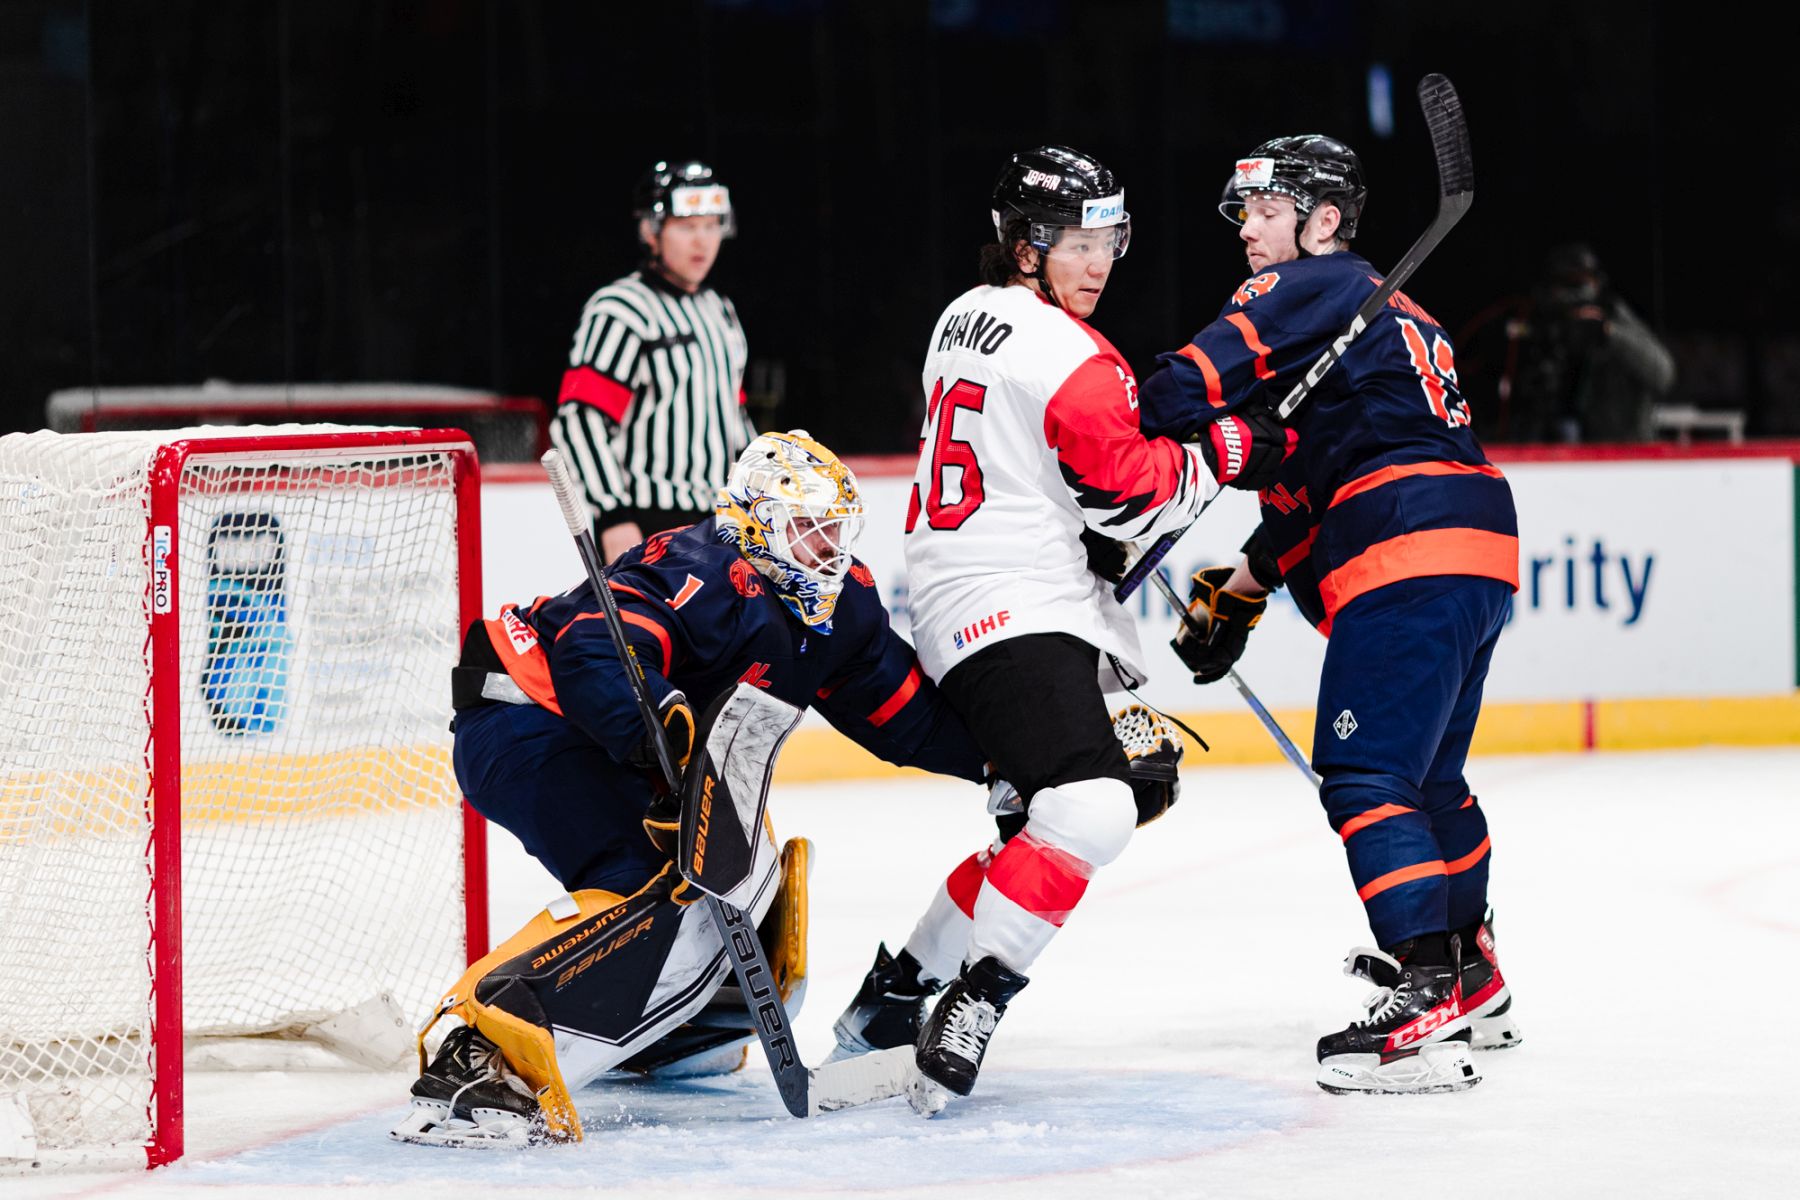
540,450,914,1119
1114,72,1474,603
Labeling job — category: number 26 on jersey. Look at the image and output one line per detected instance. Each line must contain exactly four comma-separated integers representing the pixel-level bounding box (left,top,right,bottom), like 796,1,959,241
906,377,988,533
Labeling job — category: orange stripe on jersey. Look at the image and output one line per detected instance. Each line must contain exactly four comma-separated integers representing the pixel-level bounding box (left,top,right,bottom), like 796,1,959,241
1277,528,1318,577
1446,837,1492,875
1338,802,1414,843
1460,795,1475,809
1176,344,1226,408
1318,529,1521,621
1329,461,1506,509
866,664,923,727
557,609,674,673
1357,859,1447,902
1226,312,1276,381
483,608,563,715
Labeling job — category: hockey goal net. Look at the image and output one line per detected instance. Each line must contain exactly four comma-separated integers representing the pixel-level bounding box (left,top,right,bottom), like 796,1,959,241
0,426,488,1170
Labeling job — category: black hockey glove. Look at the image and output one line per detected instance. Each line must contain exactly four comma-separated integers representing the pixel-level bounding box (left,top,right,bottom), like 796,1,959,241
1194,407,1297,490
1079,527,1130,582
642,790,682,858
1171,566,1267,684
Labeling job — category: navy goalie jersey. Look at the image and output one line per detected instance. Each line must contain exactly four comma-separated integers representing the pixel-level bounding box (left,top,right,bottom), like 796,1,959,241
478,518,988,782
1139,251,1520,633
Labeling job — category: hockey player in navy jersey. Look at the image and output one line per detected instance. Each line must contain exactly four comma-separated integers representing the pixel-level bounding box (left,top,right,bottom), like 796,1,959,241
391,431,990,1146
1138,135,1524,1094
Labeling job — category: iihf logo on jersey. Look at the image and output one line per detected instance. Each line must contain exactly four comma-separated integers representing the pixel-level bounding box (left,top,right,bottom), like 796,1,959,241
952,609,1011,650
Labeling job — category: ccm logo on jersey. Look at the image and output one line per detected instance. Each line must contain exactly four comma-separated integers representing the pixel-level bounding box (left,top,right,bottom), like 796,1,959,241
952,609,1011,650
1233,272,1281,305
500,607,539,653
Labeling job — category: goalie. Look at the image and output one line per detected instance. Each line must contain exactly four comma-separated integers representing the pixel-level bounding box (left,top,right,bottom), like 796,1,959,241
393,431,990,1147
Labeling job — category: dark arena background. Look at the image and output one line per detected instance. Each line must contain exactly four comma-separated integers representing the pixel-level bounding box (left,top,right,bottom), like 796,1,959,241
2,0,1790,450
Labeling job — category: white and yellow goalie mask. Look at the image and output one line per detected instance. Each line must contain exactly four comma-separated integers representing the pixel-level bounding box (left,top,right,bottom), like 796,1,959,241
715,431,865,631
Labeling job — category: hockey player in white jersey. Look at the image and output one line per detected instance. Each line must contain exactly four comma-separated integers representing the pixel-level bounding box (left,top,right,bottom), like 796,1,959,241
827,145,1297,1114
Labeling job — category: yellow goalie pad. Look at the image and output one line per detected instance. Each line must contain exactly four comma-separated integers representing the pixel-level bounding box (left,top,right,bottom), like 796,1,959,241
415,838,810,1141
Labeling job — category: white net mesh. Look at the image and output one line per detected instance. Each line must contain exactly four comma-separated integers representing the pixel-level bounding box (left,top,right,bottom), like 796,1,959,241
0,427,473,1163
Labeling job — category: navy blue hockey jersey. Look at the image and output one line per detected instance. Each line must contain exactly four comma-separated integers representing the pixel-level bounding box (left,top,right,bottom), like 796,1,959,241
480,519,987,782
1139,251,1519,633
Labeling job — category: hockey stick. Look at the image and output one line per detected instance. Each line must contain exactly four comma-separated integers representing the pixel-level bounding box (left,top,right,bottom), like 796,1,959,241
540,450,914,1118
1114,73,1474,603
1151,570,1321,788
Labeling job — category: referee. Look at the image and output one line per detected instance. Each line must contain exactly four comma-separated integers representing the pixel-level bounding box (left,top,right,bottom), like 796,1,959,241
551,159,755,562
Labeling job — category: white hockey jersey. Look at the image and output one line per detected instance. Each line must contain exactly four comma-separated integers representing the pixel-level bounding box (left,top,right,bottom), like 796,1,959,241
905,283,1218,684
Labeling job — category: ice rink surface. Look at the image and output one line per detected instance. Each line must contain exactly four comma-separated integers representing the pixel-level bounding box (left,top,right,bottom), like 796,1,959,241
13,747,1800,1199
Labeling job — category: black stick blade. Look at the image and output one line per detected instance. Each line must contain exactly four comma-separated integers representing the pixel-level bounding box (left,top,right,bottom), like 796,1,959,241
1418,73,1473,198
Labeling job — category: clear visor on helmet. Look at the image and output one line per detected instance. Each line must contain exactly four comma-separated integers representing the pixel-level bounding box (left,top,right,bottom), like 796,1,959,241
1030,220,1132,262
1218,185,1308,227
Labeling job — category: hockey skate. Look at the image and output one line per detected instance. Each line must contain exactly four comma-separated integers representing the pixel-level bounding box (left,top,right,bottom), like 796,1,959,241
1460,908,1523,1050
828,942,945,1063
389,1024,547,1148
1315,940,1481,1095
907,956,1028,1117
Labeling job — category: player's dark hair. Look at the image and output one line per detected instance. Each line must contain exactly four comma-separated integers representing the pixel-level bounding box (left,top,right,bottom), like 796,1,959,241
978,217,1032,286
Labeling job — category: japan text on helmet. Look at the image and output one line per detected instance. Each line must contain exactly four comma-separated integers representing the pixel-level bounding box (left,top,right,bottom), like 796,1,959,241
715,431,865,632
991,145,1131,260
634,159,737,238
1219,135,1366,239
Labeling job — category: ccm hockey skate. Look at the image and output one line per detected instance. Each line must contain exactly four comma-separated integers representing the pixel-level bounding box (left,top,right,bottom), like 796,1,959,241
828,942,945,1063
390,1024,546,1148
1316,939,1481,1095
907,956,1028,1117
1459,908,1523,1050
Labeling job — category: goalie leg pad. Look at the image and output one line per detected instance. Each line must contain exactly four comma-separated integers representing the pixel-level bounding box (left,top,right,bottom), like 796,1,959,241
621,835,811,1076
420,865,698,1143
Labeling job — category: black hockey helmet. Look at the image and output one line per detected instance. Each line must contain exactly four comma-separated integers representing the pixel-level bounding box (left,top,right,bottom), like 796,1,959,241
1219,135,1366,239
633,159,736,238
991,145,1130,259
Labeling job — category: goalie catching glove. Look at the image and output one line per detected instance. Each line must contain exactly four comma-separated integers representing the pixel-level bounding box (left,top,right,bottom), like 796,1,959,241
1172,566,1267,684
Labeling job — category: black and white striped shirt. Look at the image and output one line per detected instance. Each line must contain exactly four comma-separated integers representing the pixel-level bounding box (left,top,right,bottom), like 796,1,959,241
551,269,754,527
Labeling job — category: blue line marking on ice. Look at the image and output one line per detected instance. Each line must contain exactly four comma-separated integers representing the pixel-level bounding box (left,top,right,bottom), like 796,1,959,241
182,1068,1307,1189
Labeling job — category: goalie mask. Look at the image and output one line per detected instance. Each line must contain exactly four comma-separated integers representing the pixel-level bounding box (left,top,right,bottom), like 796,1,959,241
715,431,865,632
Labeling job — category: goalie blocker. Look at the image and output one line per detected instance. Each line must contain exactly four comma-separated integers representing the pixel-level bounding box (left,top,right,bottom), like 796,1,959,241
395,686,808,1148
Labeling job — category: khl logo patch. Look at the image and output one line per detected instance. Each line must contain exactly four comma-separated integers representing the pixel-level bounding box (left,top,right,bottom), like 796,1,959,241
1333,709,1358,740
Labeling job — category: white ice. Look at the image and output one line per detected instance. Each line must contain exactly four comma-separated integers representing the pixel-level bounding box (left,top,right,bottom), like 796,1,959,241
12,747,1800,1199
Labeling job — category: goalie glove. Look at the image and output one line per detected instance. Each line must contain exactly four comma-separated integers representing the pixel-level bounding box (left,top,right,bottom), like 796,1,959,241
630,690,696,857
1113,704,1183,826
1195,407,1297,490
1171,566,1267,684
